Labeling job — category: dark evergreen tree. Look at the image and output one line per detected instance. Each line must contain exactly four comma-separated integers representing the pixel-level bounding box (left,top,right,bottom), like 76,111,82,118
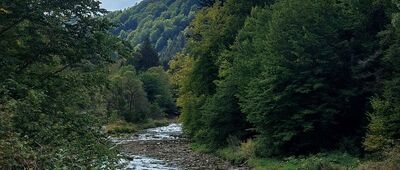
135,37,160,71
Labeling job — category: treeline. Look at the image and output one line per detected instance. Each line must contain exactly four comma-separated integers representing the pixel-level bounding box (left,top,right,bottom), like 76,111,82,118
0,0,175,169
171,0,400,163
108,37,177,123
107,0,200,66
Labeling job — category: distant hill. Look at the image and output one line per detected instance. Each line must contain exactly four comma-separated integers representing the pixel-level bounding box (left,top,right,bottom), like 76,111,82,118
107,0,200,65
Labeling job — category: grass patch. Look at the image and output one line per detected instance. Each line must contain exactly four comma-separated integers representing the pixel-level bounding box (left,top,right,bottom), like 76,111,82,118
249,152,360,170
217,146,247,164
138,118,170,129
106,118,171,135
211,138,361,169
212,138,361,169
249,158,297,170
106,121,138,134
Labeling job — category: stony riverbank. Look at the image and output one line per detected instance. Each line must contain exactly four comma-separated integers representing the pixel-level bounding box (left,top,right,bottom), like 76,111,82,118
120,139,249,170
115,123,249,170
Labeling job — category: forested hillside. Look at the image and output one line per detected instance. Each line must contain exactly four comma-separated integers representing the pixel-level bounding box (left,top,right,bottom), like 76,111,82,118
170,0,400,169
107,0,200,65
2,0,400,169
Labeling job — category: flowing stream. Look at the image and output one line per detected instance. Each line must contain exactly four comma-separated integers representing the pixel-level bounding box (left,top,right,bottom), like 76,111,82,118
112,123,183,170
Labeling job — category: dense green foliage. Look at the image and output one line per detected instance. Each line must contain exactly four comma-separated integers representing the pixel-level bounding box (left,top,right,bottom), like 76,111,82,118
0,0,121,168
172,0,400,163
107,55,176,123
0,0,178,168
364,1,400,153
3,0,400,168
108,66,151,122
238,0,368,156
140,67,176,117
107,45,176,124
176,0,268,149
107,0,200,65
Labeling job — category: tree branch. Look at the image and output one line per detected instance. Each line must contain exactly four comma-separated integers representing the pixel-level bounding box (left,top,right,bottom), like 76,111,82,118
52,64,72,75
0,17,26,37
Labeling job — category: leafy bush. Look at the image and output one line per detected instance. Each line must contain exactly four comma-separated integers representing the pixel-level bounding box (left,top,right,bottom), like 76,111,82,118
240,139,256,159
359,146,400,170
217,146,247,165
217,139,257,165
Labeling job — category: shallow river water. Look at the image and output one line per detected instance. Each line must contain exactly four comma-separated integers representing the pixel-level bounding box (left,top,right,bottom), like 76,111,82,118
113,123,183,170
119,155,178,170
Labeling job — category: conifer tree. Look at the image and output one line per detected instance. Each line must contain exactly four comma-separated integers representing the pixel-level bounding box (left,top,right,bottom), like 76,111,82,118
135,37,160,71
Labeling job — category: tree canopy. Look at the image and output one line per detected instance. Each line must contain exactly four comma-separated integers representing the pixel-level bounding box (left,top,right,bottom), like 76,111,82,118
0,0,123,168
171,0,400,160
107,0,200,65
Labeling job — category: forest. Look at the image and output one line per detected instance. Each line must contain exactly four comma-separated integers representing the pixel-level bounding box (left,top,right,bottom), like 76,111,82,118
171,0,400,169
1,0,400,169
107,0,200,66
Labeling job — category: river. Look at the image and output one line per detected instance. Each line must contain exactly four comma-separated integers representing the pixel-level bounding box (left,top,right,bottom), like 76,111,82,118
113,124,183,170
112,123,248,170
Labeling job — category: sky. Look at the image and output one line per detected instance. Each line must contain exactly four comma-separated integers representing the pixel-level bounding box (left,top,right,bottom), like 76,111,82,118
100,0,143,11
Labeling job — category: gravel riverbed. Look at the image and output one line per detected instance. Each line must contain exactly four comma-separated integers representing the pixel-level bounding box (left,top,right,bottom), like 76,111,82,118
115,124,249,170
